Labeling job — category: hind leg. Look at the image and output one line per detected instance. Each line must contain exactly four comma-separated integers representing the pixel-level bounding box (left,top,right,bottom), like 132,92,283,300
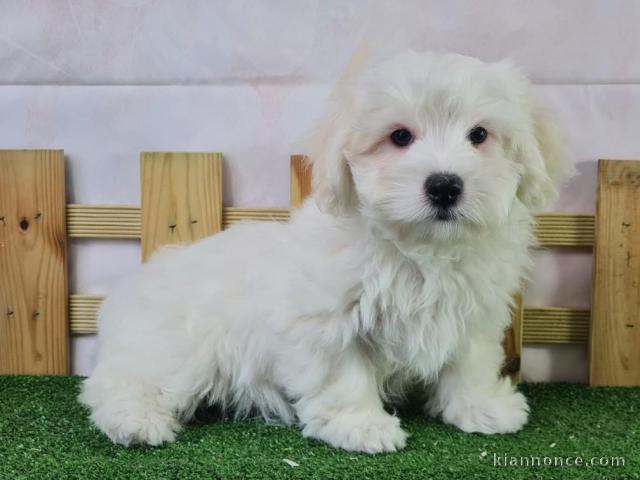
79,370,185,446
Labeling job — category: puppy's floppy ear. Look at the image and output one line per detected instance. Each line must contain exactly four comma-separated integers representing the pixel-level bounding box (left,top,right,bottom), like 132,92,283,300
496,63,574,209
309,47,369,215
516,101,573,209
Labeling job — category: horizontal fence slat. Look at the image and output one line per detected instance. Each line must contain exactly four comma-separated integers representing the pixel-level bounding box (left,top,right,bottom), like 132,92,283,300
522,306,590,343
67,204,142,238
67,205,292,238
69,294,104,334
535,214,595,247
69,294,590,344
68,204,595,247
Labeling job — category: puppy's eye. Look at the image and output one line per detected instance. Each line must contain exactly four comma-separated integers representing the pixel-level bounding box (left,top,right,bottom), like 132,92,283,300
390,128,413,147
468,126,488,146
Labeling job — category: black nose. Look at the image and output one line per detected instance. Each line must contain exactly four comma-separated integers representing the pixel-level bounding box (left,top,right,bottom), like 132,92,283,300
425,173,463,208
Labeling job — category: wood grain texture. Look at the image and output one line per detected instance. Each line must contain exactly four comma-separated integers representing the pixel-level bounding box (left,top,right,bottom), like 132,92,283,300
140,152,223,261
523,307,590,343
0,150,69,374
67,205,290,238
590,159,640,386
67,204,141,238
535,214,595,247
69,294,103,334
223,208,289,229
290,155,312,209
66,205,595,248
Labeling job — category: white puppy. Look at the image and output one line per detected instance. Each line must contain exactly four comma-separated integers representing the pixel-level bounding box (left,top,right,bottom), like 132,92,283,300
80,51,571,453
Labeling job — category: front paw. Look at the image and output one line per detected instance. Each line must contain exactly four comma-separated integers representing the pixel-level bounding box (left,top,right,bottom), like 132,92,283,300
428,378,529,434
302,410,408,453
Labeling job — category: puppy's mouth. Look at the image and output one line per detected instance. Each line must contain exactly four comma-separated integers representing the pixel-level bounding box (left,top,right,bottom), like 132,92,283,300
431,208,460,222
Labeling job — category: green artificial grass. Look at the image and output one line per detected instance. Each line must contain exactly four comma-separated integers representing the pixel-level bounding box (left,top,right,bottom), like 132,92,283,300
0,377,638,480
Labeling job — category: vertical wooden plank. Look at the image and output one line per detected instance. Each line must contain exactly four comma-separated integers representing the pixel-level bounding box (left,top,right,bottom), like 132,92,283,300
0,150,69,375
290,155,312,208
502,294,523,383
141,152,223,261
590,159,640,386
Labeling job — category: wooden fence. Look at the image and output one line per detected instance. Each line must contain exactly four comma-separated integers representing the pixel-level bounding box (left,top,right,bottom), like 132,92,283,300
1,150,638,386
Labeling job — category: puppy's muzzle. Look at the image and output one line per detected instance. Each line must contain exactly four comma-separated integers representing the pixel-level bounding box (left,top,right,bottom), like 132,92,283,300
425,173,463,213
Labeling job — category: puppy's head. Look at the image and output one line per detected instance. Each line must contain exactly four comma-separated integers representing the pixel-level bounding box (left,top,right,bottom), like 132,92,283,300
310,51,572,241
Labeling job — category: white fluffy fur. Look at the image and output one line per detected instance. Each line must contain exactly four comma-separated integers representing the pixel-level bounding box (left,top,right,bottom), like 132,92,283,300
80,51,571,453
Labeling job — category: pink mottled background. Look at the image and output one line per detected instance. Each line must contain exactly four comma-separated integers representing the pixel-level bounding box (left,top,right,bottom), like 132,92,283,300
1,0,639,381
